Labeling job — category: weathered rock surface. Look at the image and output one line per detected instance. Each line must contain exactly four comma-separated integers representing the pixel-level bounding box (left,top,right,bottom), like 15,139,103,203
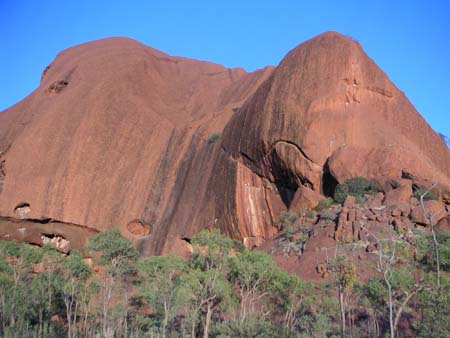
0,32,449,254
436,215,450,233
410,200,448,225
384,180,413,207
0,216,97,254
290,186,324,212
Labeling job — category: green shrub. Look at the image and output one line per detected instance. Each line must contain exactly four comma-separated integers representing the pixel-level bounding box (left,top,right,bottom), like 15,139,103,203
208,132,221,143
333,177,379,204
333,183,349,204
213,317,293,338
316,198,333,211
413,186,438,201
355,195,366,205
278,211,298,229
346,177,378,195
306,210,316,218
417,232,450,272
320,210,335,221
282,226,297,239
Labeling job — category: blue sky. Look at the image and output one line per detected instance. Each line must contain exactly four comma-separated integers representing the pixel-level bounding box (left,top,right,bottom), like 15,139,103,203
1,1,449,136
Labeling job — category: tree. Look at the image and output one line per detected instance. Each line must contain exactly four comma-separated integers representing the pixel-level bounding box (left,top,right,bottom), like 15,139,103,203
0,251,13,336
362,224,398,338
31,273,51,338
212,317,291,338
354,280,384,337
278,273,312,331
0,241,40,338
230,249,284,322
184,229,235,338
138,254,187,338
326,252,356,338
58,250,92,338
418,182,442,286
414,273,450,337
362,224,424,338
87,228,139,338
30,245,63,338
296,281,338,337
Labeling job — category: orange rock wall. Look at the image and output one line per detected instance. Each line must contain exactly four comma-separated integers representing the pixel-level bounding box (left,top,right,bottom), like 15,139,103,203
0,32,449,254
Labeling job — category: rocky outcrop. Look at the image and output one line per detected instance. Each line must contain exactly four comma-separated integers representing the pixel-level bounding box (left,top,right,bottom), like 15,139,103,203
410,200,448,225
0,216,97,254
290,186,324,212
334,196,362,242
384,180,413,207
436,215,450,233
223,32,450,196
0,32,449,254
41,234,71,254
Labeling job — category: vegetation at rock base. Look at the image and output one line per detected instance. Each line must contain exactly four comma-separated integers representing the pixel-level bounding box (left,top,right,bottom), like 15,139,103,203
316,198,334,212
277,211,298,230
0,224,449,338
333,177,380,204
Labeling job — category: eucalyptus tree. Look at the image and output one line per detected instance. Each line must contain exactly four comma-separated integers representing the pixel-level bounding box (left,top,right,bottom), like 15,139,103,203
87,228,139,338
184,229,236,338
59,250,92,338
138,254,187,338
230,249,286,322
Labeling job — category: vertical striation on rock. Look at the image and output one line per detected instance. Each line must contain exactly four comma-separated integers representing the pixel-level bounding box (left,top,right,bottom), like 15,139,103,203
0,32,449,254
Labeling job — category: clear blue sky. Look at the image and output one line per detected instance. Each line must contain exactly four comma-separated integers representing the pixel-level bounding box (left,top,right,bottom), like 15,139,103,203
1,1,449,136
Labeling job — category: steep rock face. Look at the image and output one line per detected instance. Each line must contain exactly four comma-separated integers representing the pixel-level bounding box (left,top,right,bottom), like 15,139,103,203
0,32,449,254
0,37,274,253
222,31,450,201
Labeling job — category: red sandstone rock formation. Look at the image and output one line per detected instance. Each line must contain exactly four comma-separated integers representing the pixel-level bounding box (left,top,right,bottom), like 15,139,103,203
0,32,449,254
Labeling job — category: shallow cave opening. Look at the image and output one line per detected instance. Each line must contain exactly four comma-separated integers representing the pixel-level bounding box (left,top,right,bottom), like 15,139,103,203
14,202,31,219
275,179,299,209
29,218,52,224
180,237,192,244
269,147,301,209
41,232,61,240
321,161,338,197
14,202,30,211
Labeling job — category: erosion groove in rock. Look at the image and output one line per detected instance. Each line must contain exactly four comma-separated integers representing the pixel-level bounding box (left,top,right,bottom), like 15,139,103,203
0,145,9,194
0,32,449,254
0,215,98,253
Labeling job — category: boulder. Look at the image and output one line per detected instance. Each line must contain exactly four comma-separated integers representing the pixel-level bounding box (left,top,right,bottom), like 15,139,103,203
384,181,413,206
290,186,324,212
436,216,450,233
343,195,356,208
335,206,360,243
410,200,448,226
367,192,385,208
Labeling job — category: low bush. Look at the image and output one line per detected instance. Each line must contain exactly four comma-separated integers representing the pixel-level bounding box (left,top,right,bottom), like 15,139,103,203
333,177,379,204
413,186,438,201
213,317,293,338
306,210,316,218
320,210,336,221
282,226,297,239
316,198,333,211
278,211,298,230
208,132,221,143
